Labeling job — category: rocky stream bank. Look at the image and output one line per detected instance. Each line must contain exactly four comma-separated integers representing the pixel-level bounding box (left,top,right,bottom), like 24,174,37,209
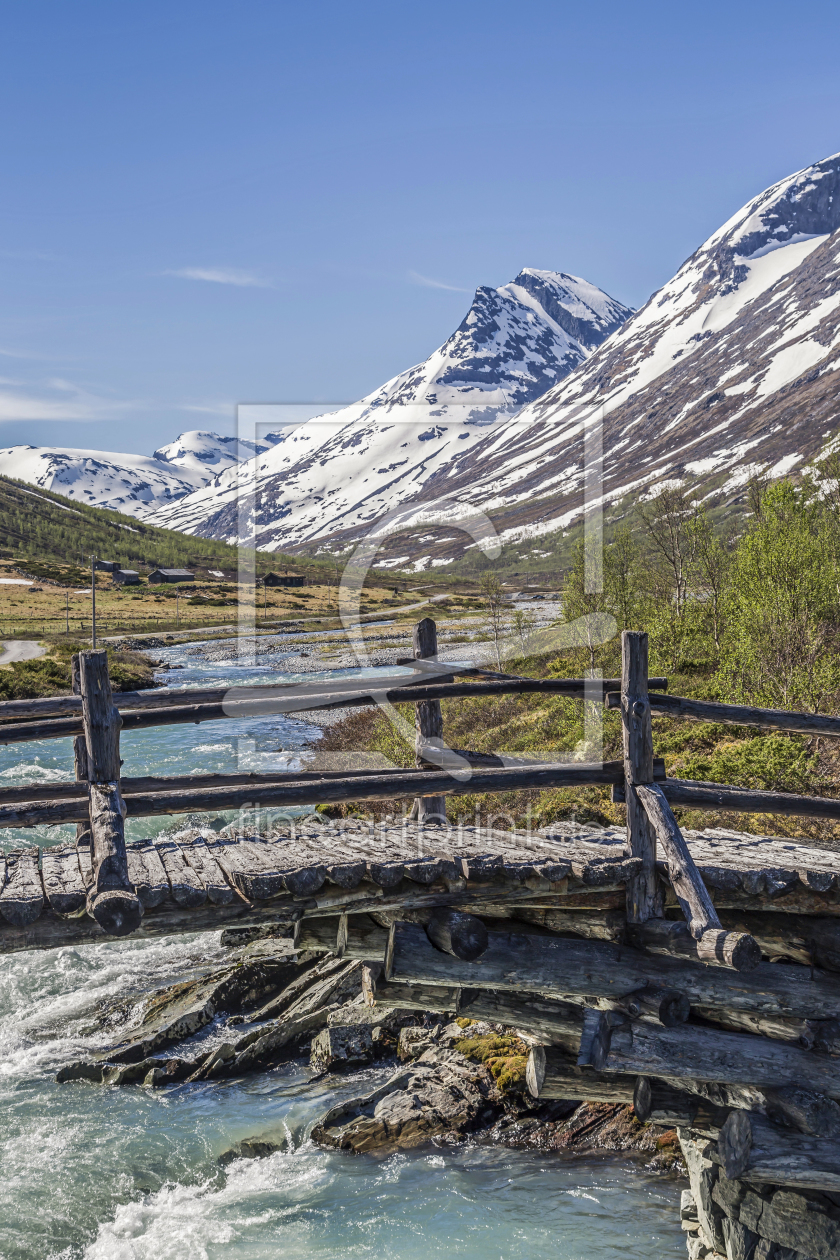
55,932,684,1175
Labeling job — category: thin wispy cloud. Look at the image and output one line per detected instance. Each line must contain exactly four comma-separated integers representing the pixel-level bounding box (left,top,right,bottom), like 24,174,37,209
407,270,469,292
165,266,272,288
178,401,235,417
0,377,137,422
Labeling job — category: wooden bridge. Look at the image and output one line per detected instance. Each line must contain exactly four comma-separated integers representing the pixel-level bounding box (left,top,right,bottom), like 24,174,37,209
3,622,840,1229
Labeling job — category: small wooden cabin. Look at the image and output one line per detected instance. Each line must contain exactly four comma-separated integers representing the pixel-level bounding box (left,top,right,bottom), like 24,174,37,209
263,572,306,587
148,568,195,584
112,569,140,586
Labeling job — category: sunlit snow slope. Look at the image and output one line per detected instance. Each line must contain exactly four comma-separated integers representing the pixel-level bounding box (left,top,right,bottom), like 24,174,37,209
395,151,840,553
0,430,283,519
146,270,631,546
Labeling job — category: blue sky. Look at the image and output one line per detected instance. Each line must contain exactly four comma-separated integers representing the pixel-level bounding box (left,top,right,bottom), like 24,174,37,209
1,0,839,455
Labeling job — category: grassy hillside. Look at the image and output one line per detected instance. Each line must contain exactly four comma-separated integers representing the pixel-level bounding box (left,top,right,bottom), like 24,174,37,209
0,475,319,579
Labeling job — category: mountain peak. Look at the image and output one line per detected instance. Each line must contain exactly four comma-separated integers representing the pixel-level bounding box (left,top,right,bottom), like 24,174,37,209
146,267,631,546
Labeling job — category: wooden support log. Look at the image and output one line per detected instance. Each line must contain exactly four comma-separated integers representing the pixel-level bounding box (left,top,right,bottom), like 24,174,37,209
411,618,447,826
627,917,762,973
79,651,141,937
606,689,840,740
511,906,627,941
713,909,840,972
620,987,691,1026
296,914,389,959
425,908,488,961
384,921,840,1020
621,632,661,924
595,1019,840,1101
635,782,723,940
762,1084,840,1139
361,963,460,1013
86,784,142,935
719,1109,840,1192
362,966,586,1049
526,1045,638,1102
691,1004,840,1053
633,1077,729,1134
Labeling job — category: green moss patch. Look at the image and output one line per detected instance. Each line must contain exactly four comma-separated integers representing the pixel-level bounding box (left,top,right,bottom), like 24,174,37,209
453,1033,529,1093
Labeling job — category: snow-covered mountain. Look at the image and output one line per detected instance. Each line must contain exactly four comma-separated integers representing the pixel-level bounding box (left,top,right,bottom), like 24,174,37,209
0,430,284,519
146,270,631,544
379,151,840,558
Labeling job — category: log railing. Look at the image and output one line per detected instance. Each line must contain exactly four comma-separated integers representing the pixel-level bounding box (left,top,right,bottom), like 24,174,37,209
2,621,838,950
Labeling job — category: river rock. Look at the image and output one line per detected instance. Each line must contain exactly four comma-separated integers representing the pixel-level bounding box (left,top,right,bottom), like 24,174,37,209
311,1024,374,1071
99,949,309,1064
312,1045,505,1153
218,1139,283,1166
679,1130,727,1254
738,1188,840,1259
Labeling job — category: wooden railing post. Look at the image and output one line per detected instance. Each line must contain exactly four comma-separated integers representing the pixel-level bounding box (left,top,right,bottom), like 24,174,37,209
621,631,661,922
412,618,447,826
79,649,142,935
71,654,90,851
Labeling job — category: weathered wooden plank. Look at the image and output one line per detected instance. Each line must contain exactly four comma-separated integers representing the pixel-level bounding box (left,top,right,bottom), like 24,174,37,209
384,921,840,1020
154,839,207,908
0,847,44,926
0,899,300,953
0,757,670,809
41,844,86,916
178,837,234,905
125,841,169,909
0,761,662,827
599,1020,840,1100
719,1109,840,1192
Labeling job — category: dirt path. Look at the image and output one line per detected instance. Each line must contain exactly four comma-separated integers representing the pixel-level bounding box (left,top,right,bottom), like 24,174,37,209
0,639,46,665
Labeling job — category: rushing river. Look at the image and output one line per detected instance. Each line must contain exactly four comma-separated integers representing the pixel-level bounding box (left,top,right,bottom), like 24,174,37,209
0,638,686,1259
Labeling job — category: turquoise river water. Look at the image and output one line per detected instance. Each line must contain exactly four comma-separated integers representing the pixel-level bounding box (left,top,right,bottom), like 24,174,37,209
0,637,687,1259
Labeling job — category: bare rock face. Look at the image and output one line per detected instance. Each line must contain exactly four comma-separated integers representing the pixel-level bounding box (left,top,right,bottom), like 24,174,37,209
312,1046,505,1154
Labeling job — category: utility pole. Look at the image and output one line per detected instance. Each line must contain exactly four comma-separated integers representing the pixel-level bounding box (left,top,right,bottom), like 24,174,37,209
65,590,70,636
90,556,97,648
176,591,180,628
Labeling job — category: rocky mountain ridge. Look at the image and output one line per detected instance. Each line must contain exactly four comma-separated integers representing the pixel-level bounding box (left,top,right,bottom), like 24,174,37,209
144,270,631,548
0,429,285,519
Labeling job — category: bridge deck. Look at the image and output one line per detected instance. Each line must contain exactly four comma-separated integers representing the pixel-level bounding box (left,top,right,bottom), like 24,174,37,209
0,821,837,953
